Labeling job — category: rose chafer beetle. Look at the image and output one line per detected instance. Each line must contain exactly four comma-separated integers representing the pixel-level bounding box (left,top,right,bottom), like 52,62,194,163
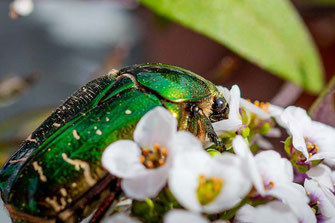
0,64,229,223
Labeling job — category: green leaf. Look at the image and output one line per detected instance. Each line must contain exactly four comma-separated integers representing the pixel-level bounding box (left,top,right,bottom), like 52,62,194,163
309,75,335,126
140,0,324,93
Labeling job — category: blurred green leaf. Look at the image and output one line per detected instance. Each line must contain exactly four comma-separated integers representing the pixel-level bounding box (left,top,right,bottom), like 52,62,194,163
309,75,335,127
140,0,324,93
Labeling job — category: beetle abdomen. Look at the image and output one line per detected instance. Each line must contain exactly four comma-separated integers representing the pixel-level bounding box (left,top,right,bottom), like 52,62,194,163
5,89,162,220
0,74,117,199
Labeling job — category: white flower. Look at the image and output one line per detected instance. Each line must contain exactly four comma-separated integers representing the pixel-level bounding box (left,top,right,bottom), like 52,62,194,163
104,213,140,223
330,171,335,191
233,136,316,223
164,209,227,223
281,106,335,162
304,179,335,220
252,128,281,150
307,164,334,191
213,85,282,150
168,150,251,214
235,201,299,223
213,85,242,133
102,107,203,200
240,98,271,120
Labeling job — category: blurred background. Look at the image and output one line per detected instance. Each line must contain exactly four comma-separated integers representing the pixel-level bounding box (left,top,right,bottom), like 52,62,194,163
0,0,335,221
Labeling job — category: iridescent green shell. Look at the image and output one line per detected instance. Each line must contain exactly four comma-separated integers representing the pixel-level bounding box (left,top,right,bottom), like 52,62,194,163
0,64,221,222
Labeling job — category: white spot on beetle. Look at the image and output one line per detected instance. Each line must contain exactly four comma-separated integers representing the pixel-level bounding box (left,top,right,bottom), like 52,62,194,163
125,109,132,114
96,129,102,135
32,161,47,182
72,130,80,140
53,123,61,127
26,134,37,143
45,196,65,212
9,158,27,164
60,188,67,197
106,117,110,122
62,153,96,186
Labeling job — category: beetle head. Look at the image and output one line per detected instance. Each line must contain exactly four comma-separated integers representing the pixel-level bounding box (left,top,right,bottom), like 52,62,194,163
209,97,229,122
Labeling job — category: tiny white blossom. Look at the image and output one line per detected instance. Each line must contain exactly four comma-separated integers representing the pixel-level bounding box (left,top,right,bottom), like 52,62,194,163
235,202,299,223
102,107,203,200
281,106,335,163
104,213,140,223
233,136,316,223
213,85,242,133
164,209,227,223
213,85,282,150
252,128,281,150
304,179,335,221
307,164,334,191
168,150,251,214
240,98,270,120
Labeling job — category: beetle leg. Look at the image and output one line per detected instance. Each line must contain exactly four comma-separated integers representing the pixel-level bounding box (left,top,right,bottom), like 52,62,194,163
189,105,219,145
89,180,121,223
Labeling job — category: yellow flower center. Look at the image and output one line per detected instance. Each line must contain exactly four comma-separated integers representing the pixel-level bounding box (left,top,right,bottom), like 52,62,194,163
304,137,319,157
197,174,223,205
261,174,275,191
140,143,168,169
265,181,275,191
246,99,270,113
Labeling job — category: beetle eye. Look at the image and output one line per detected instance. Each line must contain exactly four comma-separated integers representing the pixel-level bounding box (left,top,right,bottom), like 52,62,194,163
210,97,229,122
213,98,225,113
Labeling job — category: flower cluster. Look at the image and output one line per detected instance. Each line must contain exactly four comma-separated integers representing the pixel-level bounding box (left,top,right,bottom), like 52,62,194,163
101,85,335,223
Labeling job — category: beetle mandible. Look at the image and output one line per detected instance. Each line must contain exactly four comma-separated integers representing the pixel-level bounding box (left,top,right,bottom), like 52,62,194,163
0,64,229,223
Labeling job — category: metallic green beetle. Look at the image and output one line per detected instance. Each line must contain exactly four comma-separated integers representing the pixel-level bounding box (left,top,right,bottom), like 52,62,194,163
0,64,229,223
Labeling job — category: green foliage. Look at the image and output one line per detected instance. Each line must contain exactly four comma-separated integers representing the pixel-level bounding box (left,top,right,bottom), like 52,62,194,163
132,189,181,223
140,0,324,93
309,75,335,126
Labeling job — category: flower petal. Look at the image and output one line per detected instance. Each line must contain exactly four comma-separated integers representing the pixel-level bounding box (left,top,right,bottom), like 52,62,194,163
253,134,273,150
213,85,242,133
204,154,252,213
240,98,270,119
255,150,294,183
229,85,242,121
164,210,209,223
134,107,177,148
102,140,145,178
233,136,264,195
216,86,230,102
105,213,140,223
266,183,316,223
307,164,333,191
213,119,242,132
235,202,299,223
169,131,203,156
304,179,335,218
169,151,211,212
122,165,169,200
281,106,312,128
